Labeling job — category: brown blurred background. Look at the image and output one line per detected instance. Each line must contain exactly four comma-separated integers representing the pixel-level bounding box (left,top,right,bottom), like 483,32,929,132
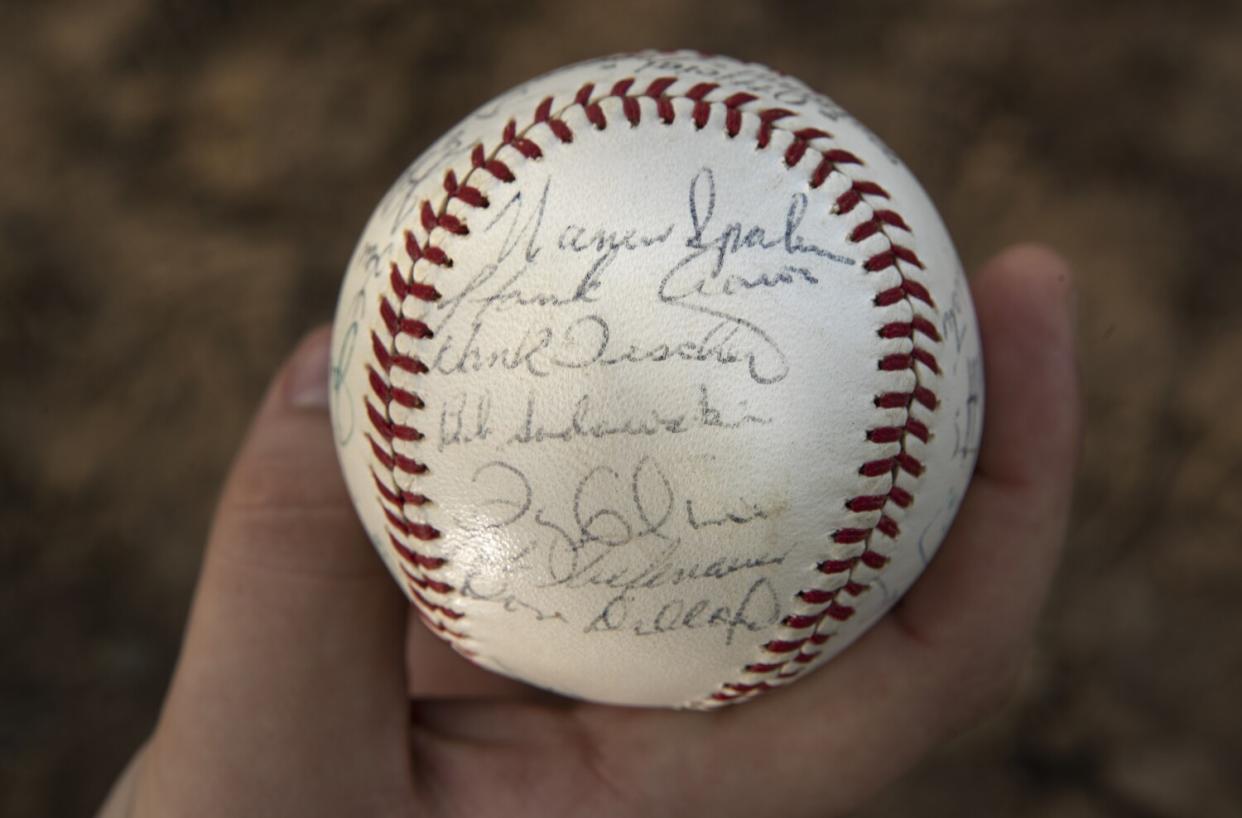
2,0,1240,815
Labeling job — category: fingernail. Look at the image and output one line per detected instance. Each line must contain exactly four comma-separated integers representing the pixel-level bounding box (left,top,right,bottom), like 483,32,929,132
284,330,332,409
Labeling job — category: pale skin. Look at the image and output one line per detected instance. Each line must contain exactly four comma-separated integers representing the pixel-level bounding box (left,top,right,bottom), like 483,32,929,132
101,244,1082,818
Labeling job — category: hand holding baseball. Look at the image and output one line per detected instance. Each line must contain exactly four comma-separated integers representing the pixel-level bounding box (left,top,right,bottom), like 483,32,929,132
99,243,1080,818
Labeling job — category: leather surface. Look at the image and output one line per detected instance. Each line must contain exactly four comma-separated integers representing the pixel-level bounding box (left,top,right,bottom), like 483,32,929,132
330,51,983,708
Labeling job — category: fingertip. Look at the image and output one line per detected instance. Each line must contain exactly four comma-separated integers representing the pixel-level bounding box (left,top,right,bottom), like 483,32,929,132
981,242,1073,287
976,243,1076,347
282,326,334,410
972,243,1083,485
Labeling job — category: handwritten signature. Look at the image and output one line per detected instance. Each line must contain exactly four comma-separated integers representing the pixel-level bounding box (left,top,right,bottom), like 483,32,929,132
423,166,853,385
438,383,770,451
660,166,851,299
448,455,788,641
585,576,781,643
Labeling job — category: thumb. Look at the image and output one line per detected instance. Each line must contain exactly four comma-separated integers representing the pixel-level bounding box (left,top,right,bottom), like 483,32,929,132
146,327,410,805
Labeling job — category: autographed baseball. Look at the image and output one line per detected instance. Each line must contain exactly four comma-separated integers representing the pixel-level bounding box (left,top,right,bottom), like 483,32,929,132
330,51,983,708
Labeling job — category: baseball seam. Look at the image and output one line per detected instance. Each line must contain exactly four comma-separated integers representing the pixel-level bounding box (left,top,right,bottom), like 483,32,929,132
364,76,942,691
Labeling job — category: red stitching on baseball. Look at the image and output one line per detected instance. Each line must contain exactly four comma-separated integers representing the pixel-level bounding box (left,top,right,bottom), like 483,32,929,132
388,533,445,569
535,97,576,143
443,170,490,207
366,399,424,442
831,528,869,544
858,457,893,477
817,558,856,573
904,419,930,444
364,73,944,686
371,331,428,376
383,506,438,541
368,365,424,409
404,567,455,595
380,292,434,339
372,470,428,507
861,550,890,569
866,426,904,443
404,576,464,620
844,495,885,512
502,118,544,159
644,77,677,98
744,661,785,674
471,143,516,182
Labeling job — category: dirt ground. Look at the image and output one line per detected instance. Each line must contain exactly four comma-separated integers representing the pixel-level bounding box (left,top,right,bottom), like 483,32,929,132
2,0,1240,815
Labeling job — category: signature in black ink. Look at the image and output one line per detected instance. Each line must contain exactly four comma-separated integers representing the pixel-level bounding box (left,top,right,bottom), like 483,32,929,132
469,456,778,584
941,274,971,359
660,166,851,300
507,383,770,446
952,355,983,462
438,390,494,451
428,311,784,383
454,456,787,637
650,167,855,384
584,576,781,644
427,167,852,386
439,182,673,317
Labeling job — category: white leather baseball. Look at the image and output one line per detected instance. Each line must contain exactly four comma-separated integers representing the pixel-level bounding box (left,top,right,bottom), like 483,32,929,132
329,51,983,709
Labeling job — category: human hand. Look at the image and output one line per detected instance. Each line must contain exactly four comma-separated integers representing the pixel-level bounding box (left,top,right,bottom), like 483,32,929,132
100,243,1081,818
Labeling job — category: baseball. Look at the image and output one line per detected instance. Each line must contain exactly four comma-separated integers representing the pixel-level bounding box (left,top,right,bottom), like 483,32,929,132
329,51,983,708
